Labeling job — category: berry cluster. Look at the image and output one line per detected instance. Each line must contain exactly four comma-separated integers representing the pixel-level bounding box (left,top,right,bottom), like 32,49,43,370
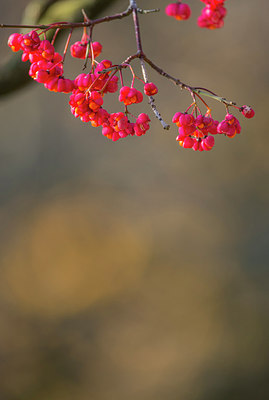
8,31,74,93
70,32,102,59
198,0,227,29
217,113,241,138
165,0,227,29
172,105,254,152
6,1,255,153
8,31,153,142
173,112,217,151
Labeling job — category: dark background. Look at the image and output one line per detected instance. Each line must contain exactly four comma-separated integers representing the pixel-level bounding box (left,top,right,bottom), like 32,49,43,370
0,1,268,399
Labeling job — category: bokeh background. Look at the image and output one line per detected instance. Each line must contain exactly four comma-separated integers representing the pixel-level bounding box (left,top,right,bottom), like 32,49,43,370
0,0,268,399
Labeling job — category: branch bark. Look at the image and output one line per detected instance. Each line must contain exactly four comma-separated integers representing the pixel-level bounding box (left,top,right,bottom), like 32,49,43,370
0,0,119,97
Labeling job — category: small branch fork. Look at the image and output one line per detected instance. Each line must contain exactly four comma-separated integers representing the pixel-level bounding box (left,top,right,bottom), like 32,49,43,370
1,0,241,128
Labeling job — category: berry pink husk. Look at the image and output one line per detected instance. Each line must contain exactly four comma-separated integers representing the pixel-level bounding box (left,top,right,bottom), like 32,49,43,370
70,41,102,59
242,105,255,119
165,3,191,21
119,86,143,106
173,111,221,151
217,113,241,138
198,0,227,29
8,33,23,52
134,113,151,136
144,82,158,96
20,31,40,52
102,112,134,141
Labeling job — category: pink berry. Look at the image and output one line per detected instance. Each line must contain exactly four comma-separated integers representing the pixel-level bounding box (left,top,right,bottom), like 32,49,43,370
177,3,191,20
8,33,23,52
119,86,143,105
134,113,151,136
217,113,241,138
172,112,184,125
144,82,158,96
198,2,227,30
242,105,255,119
183,136,195,148
165,2,191,21
70,41,102,59
179,113,195,126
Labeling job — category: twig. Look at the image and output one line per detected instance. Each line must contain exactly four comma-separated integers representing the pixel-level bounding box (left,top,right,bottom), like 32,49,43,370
143,57,239,110
130,1,170,130
0,6,133,30
140,57,170,130
137,8,160,15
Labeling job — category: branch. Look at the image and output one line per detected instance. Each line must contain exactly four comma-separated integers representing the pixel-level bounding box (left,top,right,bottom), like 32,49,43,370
130,2,170,130
143,57,240,111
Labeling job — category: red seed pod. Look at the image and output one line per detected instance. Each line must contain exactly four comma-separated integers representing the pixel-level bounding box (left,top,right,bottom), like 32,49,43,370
8,33,23,52
242,105,255,119
144,82,158,96
166,3,191,21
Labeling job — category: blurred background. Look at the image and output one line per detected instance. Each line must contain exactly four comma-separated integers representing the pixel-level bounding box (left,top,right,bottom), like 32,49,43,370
0,0,268,399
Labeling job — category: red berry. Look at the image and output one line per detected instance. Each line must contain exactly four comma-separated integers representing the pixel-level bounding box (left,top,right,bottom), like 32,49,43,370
242,105,255,119
70,41,102,59
134,113,151,136
144,82,158,96
217,113,241,138
119,86,143,105
198,1,227,30
182,136,195,148
165,2,191,21
8,33,23,52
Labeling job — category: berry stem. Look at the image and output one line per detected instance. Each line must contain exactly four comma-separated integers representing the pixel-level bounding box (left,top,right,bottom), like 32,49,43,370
100,70,118,94
119,69,124,87
194,92,211,113
185,102,195,113
51,28,60,46
62,28,73,63
83,25,93,70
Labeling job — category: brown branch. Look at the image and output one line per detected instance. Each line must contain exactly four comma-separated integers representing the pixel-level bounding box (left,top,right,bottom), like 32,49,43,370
143,56,240,110
0,7,132,30
129,1,170,130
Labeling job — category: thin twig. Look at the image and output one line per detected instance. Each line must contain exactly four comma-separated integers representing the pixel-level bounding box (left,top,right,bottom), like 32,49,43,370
140,57,170,130
143,57,239,110
51,27,60,45
83,25,93,70
137,8,160,14
0,6,133,30
193,89,237,107
130,2,170,130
